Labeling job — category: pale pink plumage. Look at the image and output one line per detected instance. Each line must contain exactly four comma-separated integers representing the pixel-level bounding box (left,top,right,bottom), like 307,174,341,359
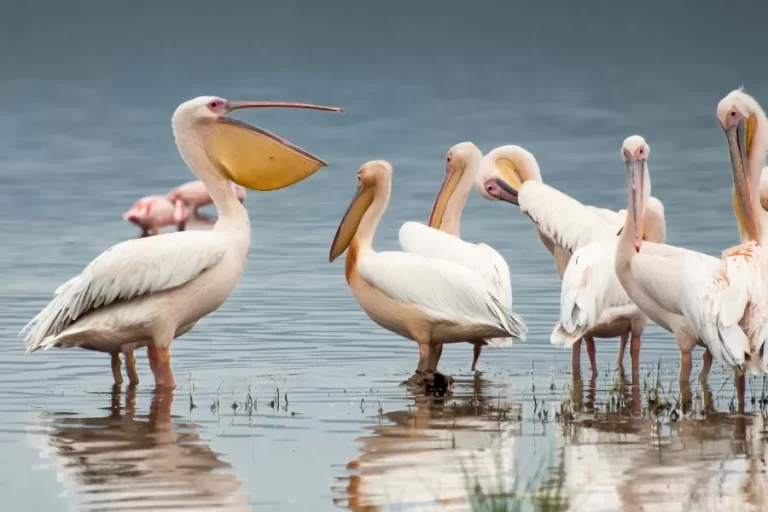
168,180,246,213
122,195,188,237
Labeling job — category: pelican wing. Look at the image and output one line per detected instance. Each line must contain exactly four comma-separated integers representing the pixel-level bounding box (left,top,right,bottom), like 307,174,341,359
518,181,622,252
357,251,526,345
551,241,636,346
679,244,768,370
398,221,512,306
23,231,226,352
587,207,626,226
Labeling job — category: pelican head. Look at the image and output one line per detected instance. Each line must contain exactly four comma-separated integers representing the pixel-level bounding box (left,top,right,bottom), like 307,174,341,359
622,135,650,252
428,142,482,230
476,145,542,205
329,160,393,263
172,96,343,192
717,89,766,243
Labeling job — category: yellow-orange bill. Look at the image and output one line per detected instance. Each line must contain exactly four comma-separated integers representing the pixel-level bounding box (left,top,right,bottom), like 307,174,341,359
329,185,374,262
204,118,327,191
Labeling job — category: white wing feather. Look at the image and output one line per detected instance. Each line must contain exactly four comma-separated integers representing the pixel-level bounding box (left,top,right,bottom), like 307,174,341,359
551,242,635,346
588,207,626,226
518,182,622,253
679,245,768,371
23,231,226,353
398,222,512,306
357,251,526,345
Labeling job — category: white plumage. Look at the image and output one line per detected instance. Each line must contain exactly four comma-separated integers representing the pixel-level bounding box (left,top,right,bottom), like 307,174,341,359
22,231,225,353
330,160,526,382
359,250,525,344
551,241,640,346
679,244,768,371
398,221,514,344
21,95,342,387
549,173,666,349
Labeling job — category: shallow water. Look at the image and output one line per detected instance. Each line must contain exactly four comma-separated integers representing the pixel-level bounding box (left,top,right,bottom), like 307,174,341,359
3,1,768,510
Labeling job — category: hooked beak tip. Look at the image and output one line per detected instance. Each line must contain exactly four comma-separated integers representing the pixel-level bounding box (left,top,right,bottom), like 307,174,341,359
634,243,641,253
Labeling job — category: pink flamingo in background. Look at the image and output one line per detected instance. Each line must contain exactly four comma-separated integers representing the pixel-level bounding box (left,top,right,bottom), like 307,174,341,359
122,195,188,237
168,180,246,220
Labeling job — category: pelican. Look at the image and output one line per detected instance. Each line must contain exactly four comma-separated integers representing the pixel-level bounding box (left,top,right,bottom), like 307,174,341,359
329,160,526,385
398,142,513,372
760,166,768,210
475,145,665,376
22,96,342,388
612,90,768,411
550,162,666,378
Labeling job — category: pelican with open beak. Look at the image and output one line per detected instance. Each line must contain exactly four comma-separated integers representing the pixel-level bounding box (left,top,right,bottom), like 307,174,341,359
330,160,526,387
398,142,515,373
23,96,342,388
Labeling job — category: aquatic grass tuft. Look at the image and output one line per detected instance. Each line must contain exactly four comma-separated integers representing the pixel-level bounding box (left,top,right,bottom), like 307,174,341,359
462,448,569,512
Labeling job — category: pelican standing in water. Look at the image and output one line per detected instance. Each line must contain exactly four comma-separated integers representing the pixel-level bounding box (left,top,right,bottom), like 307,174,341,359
614,91,768,411
399,142,514,372
475,146,665,376
550,144,666,379
23,96,342,387
329,160,526,385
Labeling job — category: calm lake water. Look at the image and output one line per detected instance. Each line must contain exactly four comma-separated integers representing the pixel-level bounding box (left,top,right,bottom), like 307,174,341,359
2,1,768,510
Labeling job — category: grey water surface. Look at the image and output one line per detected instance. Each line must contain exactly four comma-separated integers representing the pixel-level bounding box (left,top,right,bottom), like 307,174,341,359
2,1,768,510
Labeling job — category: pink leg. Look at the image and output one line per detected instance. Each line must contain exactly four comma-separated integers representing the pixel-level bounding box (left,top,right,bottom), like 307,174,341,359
471,343,482,371
585,336,597,376
630,335,642,381
679,351,692,386
616,332,628,370
427,344,442,372
701,349,713,383
571,339,582,379
147,345,176,389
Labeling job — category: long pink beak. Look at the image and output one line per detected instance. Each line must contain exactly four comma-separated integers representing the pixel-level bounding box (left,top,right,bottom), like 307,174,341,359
226,101,344,113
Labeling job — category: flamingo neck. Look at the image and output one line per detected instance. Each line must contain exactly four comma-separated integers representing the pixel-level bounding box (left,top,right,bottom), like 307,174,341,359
173,121,249,233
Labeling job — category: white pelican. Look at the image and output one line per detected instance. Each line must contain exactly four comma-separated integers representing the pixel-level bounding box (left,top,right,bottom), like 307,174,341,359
328,160,526,385
612,90,768,411
760,165,768,210
475,146,665,376
551,160,666,379
398,142,513,372
22,96,342,388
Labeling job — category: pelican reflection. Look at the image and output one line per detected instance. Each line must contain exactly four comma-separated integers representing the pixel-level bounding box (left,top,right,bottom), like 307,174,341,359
333,376,527,511
560,381,767,511
29,387,250,511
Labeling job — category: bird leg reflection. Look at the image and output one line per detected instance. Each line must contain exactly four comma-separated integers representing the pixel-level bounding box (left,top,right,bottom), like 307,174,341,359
735,371,746,414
